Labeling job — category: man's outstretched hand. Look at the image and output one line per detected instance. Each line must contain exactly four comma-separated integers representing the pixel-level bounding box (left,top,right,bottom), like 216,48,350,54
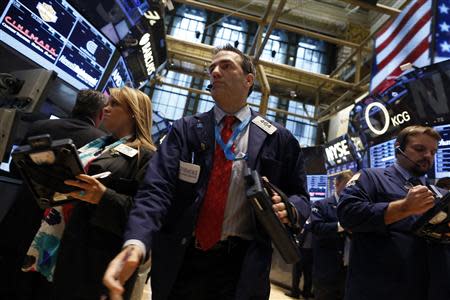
103,245,144,299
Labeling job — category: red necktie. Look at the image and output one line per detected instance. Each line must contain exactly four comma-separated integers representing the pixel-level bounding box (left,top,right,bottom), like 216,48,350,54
195,115,236,250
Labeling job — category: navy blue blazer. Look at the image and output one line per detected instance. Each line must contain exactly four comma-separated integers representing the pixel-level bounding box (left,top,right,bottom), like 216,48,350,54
310,196,346,283
125,108,310,300
337,165,450,300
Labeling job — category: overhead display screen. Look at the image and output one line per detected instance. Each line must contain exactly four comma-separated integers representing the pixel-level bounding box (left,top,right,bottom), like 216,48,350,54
307,175,327,202
0,0,116,90
107,56,134,89
369,138,396,169
433,124,450,179
324,135,357,168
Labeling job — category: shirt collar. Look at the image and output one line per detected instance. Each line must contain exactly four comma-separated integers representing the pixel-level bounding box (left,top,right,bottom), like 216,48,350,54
334,193,339,203
213,104,251,125
394,162,426,185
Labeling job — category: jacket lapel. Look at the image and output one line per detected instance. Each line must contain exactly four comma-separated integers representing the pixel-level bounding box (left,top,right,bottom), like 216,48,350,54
193,109,215,169
385,165,408,191
247,110,268,169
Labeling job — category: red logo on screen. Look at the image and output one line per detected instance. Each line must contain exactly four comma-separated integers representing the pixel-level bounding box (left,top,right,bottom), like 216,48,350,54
4,16,57,57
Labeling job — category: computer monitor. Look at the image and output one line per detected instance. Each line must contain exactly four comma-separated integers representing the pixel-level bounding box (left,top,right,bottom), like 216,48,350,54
307,175,327,202
0,0,116,90
327,161,358,197
369,138,396,169
102,56,134,91
433,124,450,179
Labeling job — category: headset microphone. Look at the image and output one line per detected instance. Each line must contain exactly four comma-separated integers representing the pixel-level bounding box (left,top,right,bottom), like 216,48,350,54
395,146,422,168
206,84,212,92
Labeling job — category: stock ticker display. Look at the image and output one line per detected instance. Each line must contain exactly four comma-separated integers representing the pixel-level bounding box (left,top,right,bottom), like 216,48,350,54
369,138,396,169
307,175,327,202
326,160,358,197
0,0,115,90
433,124,450,179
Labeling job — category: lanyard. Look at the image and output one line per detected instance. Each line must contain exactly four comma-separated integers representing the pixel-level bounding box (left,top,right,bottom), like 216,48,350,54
214,116,251,161
78,135,131,166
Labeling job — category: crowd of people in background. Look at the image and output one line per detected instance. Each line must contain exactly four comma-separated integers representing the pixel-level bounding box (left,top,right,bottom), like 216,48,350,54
0,45,449,300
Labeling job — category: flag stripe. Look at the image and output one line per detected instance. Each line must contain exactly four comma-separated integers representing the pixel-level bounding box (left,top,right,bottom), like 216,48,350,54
376,0,429,51
377,18,431,72
370,0,432,93
377,8,431,64
372,37,431,93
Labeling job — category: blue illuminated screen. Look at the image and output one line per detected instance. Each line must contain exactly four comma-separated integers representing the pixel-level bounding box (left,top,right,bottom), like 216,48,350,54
327,161,358,197
102,56,134,92
0,0,116,90
433,124,450,179
369,138,396,168
307,175,327,202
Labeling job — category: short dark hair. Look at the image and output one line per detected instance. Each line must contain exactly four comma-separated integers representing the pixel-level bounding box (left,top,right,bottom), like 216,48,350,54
436,177,450,189
214,44,256,96
396,125,441,150
335,170,353,185
71,90,106,120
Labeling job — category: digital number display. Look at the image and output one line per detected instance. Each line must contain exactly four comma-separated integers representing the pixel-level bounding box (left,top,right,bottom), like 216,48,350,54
433,124,450,179
307,175,327,202
327,161,358,197
369,138,396,169
0,0,116,90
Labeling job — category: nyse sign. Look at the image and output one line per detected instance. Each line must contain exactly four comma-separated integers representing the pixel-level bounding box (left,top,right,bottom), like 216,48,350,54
325,139,350,165
364,102,411,136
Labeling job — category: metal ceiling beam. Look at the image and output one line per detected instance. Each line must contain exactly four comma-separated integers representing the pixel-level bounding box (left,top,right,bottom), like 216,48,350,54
248,0,275,55
340,0,401,17
317,90,355,122
275,22,371,52
254,0,287,63
173,0,261,22
173,0,369,50
256,64,270,115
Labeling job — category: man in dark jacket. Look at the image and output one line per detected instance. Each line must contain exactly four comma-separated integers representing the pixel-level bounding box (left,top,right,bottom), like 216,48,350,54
25,89,106,146
0,89,106,300
104,44,310,300
310,171,353,300
338,126,450,300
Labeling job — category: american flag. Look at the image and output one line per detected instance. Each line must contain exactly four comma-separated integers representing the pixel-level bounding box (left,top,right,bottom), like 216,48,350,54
370,0,432,94
434,0,450,63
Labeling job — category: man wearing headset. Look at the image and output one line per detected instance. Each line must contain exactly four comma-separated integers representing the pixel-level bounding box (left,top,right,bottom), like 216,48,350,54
337,125,450,300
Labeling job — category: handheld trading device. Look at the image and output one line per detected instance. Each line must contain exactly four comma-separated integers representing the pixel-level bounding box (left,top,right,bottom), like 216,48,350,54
244,167,301,264
412,185,450,244
12,134,84,208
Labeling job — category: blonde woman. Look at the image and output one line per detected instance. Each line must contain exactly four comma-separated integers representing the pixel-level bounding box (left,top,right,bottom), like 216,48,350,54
48,87,155,299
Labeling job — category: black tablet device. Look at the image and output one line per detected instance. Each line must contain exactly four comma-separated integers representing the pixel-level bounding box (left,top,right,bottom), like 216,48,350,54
12,134,84,208
412,185,450,244
244,167,301,264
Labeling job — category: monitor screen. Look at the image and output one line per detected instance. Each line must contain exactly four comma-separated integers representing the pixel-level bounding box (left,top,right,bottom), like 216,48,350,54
105,56,134,89
307,175,327,202
0,0,116,90
327,161,358,197
433,124,450,179
369,138,396,168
